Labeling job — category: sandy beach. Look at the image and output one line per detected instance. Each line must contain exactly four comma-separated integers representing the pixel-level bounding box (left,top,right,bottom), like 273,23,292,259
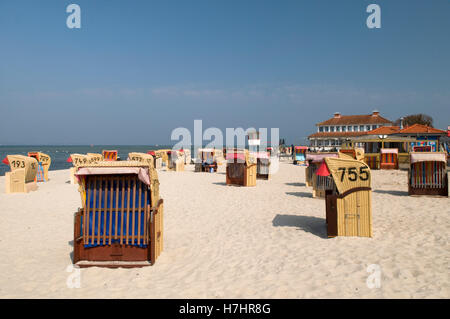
0,162,448,298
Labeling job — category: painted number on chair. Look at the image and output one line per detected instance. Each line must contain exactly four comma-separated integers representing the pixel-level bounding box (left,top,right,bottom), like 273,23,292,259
11,160,25,169
338,167,369,182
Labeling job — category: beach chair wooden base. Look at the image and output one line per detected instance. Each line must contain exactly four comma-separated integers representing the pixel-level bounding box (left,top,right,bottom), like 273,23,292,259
325,188,372,238
73,199,164,268
408,186,448,197
5,170,38,194
380,163,398,170
226,163,256,186
168,161,184,172
256,173,270,180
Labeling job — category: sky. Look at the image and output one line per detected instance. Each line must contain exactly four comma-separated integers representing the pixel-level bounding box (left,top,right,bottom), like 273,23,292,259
0,0,449,145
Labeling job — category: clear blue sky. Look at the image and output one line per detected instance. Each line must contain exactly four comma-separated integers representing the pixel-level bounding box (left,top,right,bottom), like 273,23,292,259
0,0,449,145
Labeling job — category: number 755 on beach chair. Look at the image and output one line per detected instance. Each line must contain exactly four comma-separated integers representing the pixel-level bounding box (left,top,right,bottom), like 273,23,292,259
73,161,164,268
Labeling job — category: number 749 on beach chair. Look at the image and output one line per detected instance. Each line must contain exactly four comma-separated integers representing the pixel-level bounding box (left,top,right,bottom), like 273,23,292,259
73,161,164,268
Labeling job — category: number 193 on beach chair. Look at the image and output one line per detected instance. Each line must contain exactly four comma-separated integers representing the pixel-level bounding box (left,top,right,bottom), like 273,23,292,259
73,161,164,267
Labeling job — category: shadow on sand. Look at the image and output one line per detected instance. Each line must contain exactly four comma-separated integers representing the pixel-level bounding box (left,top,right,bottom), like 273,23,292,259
373,189,409,196
272,214,327,238
285,182,306,187
285,191,313,198
212,182,228,186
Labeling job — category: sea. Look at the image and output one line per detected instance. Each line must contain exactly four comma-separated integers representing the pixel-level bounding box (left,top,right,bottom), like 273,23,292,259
0,145,173,176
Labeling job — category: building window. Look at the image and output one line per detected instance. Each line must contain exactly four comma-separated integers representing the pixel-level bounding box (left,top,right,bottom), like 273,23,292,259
366,125,371,131
348,126,352,132
342,126,346,132
319,126,324,132
336,126,341,132
360,125,364,131
330,126,335,132
325,126,329,132
354,125,358,132
372,125,377,130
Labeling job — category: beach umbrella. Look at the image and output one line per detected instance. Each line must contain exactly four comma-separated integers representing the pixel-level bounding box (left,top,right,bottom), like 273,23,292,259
66,156,72,163
316,161,330,176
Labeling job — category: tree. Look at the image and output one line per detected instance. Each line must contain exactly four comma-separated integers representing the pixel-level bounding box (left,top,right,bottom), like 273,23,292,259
394,114,434,128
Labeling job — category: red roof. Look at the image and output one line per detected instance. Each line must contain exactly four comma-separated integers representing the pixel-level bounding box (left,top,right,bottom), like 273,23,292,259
317,114,392,126
308,132,365,138
398,124,446,134
365,126,401,135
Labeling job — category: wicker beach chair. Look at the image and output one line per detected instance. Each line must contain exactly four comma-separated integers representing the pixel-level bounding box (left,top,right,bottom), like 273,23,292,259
28,152,51,182
253,151,271,180
102,150,118,161
147,151,162,169
293,146,308,165
380,148,399,169
225,149,257,186
73,161,163,267
321,157,372,237
408,152,448,196
195,148,218,172
167,150,185,172
3,155,39,193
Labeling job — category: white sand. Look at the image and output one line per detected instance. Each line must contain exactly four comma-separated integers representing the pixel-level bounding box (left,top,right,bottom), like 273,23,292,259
0,162,448,298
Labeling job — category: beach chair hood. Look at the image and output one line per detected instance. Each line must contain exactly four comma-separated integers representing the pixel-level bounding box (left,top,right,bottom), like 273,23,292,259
410,152,446,164
324,157,371,195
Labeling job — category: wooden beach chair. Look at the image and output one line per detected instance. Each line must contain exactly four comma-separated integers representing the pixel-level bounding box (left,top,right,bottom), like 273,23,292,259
253,151,271,180
182,149,192,165
293,146,308,165
225,149,257,186
73,160,164,267
305,153,338,188
156,149,171,167
167,150,185,172
3,155,39,193
28,152,51,182
195,148,218,172
147,151,162,169
408,152,448,197
364,153,380,170
380,148,399,170
321,157,372,238
102,150,118,161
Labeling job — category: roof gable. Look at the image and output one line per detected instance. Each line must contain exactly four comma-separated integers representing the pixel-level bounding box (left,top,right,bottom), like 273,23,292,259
398,124,446,134
317,114,393,126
